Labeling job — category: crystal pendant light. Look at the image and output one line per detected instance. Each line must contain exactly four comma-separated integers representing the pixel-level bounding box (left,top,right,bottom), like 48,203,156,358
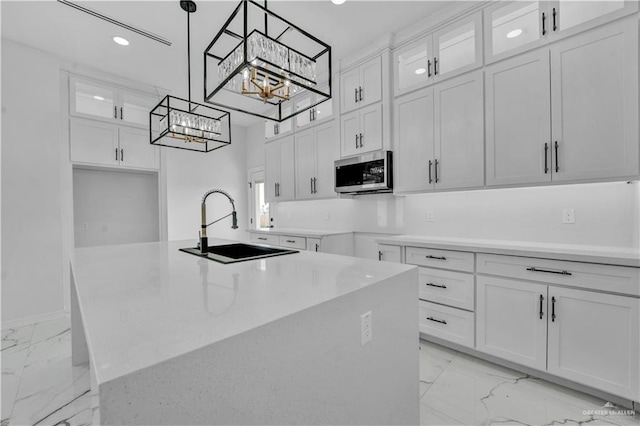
203,0,331,122
150,1,231,152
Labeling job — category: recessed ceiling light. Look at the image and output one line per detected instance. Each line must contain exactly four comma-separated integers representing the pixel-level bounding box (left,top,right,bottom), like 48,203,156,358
93,95,105,101
113,36,130,46
507,29,523,39
331,0,346,5
414,68,426,75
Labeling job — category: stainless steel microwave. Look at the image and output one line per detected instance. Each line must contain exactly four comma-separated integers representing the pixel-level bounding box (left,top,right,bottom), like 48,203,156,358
334,151,393,194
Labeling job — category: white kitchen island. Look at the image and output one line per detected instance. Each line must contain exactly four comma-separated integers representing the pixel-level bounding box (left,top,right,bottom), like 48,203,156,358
70,239,419,425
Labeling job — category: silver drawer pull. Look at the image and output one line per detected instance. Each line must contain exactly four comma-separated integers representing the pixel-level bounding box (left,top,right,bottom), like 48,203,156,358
425,255,447,261
426,316,447,325
526,267,572,276
426,282,447,289
257,237,267,241
286,240,296,243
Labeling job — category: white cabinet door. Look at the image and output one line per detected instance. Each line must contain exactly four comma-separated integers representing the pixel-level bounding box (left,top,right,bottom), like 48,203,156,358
394,34,434,96
314,122,339,199
486,49,552,186
264,141,280,202
484,1,549,64
313,96,333,123
547,287,640,400
265,120,277,140
359,56,382,108
360,103,383,154
278,136,296,201
377,244,402,263
341,110,360,158
433,12,483,81
119,90,158,128
295,129,315,200
434,71,484,190
476,276,548,370
340,67,360,113
394,88,435,193
294,94,313,129
70,119,119,166
550,18,638,181
549,0,638,41
70,77,119,123
307,238,322,252
119,127,160,170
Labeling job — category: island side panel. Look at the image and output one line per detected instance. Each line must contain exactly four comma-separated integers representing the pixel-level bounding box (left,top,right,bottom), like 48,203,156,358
98,268,419,425
70,264,90,367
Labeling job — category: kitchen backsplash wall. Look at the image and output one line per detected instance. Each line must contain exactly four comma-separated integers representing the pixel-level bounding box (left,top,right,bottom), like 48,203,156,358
273,181,640,249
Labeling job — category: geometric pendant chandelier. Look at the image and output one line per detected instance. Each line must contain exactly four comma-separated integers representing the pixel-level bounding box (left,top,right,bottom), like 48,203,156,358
150,1,232,152
203,0,331,122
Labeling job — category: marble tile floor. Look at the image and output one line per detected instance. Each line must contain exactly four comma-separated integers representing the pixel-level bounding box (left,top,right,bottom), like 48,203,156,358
2,317,639,426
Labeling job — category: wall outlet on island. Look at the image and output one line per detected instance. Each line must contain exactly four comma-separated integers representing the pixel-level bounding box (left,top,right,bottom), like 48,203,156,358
361,311,372,346
426,211,434,222
562,209,575,224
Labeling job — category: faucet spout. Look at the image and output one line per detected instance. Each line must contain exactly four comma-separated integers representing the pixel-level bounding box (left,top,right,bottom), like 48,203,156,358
200,189,238,254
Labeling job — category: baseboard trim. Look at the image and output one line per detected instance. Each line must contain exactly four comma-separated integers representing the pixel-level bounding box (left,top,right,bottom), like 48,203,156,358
2,309,68,329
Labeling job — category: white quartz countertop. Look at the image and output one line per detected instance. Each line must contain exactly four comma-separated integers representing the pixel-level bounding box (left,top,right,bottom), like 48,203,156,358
375,235,640,267
247,228,353,237
71,239,415,385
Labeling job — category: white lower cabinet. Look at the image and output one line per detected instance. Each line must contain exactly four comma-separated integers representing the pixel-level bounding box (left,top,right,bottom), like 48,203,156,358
477,256,640,400
70,118,159,170
547,286,640,399
377,244,402,263
419,300,474,348
476,276,548,370
307,238,321,252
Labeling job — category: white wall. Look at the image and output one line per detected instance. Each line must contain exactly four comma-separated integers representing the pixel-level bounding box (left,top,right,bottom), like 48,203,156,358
273,181,640,249
166,125,249,244
1,40,65,324
246,122,265,171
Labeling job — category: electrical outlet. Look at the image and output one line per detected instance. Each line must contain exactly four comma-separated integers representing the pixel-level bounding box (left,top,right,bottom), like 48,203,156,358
361,311,372,346
426,211,434,222
562,209,575,224
82,223,89,230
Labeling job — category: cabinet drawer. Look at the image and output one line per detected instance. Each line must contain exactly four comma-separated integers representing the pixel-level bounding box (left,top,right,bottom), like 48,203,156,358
249,234,279,246
278,235,307,250
419,300,474,348
477,254,640,296
406,247,474,272
418,268,474,311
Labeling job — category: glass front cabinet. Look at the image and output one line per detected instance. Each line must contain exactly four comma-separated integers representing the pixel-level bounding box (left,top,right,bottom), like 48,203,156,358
394,12,482,96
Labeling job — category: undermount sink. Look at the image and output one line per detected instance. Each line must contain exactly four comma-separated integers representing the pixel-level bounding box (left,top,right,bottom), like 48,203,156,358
180,243,298,264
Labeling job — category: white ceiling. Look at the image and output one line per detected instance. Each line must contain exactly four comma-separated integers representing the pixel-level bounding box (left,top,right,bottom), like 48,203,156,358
1,0,455,126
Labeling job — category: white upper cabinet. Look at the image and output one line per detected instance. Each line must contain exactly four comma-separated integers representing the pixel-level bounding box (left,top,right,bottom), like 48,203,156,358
394,88,435,193
548,0,638,40
394,12,482,96
394,36,434,95
118,126,160,170
340,103,383,158
433,12,483,81
294,86,333,130
265,105,293,140
340,56,382,114
485,1,548,63
265,135,295,202
550,18,638,181
70,75,157,128
486,49,552,186
485,0,638,64
295,121,339,200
